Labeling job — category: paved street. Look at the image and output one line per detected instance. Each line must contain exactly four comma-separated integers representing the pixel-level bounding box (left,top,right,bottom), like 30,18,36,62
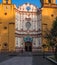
0,57,32,65
32,56,56,65
0,52,56,65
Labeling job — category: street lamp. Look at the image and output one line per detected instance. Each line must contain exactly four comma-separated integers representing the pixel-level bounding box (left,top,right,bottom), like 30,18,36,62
42,44,47,58
54,44,57,60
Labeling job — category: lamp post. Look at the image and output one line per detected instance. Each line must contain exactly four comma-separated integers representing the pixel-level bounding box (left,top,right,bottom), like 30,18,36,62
42,44,47,58
54,44,57,60
0,36,1,52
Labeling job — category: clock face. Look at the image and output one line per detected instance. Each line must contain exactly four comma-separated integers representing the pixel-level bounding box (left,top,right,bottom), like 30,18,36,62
26,22,31,30
4,6,10,10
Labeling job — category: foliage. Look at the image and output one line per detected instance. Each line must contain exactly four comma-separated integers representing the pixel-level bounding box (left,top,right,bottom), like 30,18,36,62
45,17,57,52
51,17,57,37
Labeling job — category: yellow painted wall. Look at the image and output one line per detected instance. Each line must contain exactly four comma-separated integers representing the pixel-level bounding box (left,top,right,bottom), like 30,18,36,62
0,0,15,52
42,1,57,51
42,8,57,30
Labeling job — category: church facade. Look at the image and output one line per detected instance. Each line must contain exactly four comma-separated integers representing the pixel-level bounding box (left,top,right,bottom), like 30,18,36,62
15,3,42,52
0,0,57,52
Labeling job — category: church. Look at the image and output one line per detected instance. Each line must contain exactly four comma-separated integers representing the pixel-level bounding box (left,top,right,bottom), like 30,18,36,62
15,3,42,52
0,0,57,52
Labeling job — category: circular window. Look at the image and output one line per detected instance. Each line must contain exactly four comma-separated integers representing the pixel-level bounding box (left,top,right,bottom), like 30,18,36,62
51,14,54,17
4,43,7,47
4,13,7,15
4,27,7,29
26,6,31,11
26,22,31,30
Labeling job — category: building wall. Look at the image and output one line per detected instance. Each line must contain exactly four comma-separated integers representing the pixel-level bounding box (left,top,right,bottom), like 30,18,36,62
0,0,15,52
41,0,57,51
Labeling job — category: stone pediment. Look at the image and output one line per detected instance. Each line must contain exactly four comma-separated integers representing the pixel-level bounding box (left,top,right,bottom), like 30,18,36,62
17,3,41,12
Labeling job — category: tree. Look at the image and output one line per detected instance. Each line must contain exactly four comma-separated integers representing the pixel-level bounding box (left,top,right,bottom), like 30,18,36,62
45,17,57,52
51,17,57,59
51,17,57,37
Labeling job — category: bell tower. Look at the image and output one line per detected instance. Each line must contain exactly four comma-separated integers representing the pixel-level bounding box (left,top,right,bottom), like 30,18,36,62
40,0,48,7
3,0,11,4
48,0,56,4
40,0,48,3
41,0,57,51
40,0,56,7
0,0,15,52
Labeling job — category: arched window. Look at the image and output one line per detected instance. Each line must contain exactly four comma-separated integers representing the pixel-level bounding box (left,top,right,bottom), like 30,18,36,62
6,0,8,4
48,0,51,3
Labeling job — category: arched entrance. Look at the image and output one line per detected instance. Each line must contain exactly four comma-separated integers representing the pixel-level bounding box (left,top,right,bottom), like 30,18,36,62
24,36,33,52
25,42,32,52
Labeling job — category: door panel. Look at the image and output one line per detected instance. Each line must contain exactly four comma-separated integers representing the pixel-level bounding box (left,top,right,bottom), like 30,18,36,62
25,42,32,52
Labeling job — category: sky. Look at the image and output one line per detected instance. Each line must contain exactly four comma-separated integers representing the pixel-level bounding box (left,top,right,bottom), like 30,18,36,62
0,0,57,8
